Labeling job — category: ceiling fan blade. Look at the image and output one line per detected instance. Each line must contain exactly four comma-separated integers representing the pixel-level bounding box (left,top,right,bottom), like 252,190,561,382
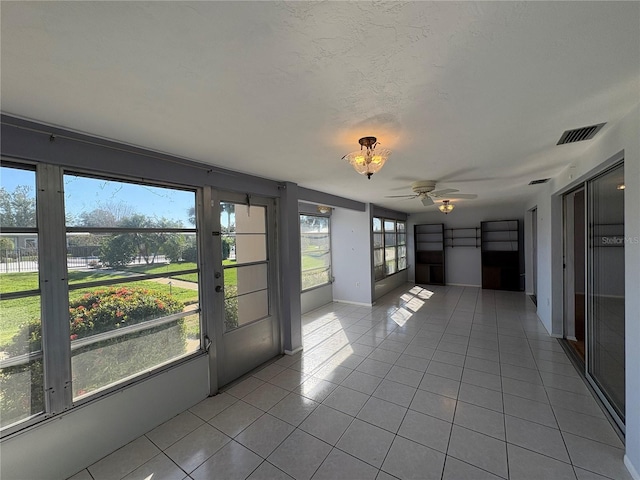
421,196,434,206
430,188,458,197
443,193,478,199
385,195,418,198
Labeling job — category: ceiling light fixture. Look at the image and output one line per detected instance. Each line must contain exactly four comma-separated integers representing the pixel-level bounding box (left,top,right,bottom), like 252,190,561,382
438,200,454,214
317,205,331,214
343,136,391,180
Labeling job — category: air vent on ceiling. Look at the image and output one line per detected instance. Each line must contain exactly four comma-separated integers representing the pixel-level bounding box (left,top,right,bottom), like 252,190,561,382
528,178,550,185
557,123,606,145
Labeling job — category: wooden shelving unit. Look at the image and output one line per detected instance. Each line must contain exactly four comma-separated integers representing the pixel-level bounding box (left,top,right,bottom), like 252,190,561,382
481,220,520,291
444,227,480,248
415,223,445,285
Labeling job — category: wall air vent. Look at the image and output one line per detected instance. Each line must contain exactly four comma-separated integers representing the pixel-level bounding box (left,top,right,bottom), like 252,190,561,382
528,178,550,185
557,123,606,145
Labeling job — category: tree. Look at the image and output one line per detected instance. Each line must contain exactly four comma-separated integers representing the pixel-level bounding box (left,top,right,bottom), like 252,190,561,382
67,233,102,248
221,203,233,233
162,234,187,263
0,237,15,260
76,202,135,228
99,215,185,266
187,206,196,226
222,236,234,260
99,234,137,267
0,186,36,227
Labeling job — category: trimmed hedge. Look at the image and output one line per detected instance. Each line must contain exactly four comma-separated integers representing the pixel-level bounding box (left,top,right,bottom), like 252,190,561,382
224,285,239,331
1,287,187,426
68,287,183,339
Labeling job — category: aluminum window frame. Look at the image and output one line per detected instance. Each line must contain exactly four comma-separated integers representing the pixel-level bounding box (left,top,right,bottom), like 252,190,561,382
0,159,206,438
0,161,47,435
299,213,332,292
372,216,407,281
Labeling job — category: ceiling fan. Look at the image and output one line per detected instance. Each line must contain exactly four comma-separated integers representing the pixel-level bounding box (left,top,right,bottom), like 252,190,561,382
385,180,478,206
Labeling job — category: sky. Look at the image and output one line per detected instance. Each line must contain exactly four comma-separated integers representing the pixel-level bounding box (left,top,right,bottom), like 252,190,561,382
2,166,195,226
64,174,195,226
0,166,246,228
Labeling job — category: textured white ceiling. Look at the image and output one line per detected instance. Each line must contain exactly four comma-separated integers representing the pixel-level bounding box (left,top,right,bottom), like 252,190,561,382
2,1,639,212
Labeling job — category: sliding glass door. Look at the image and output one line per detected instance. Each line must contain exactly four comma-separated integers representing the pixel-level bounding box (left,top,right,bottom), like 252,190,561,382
587,163,625,424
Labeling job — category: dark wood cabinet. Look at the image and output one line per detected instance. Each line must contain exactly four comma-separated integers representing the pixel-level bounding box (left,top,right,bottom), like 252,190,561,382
481,220,520,291
415,223,445,285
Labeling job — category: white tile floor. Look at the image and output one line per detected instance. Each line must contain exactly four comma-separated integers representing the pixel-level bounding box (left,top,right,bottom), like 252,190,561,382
70,285,632,480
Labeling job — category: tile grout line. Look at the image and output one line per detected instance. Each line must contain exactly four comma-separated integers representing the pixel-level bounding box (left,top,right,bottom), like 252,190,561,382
80,285,628,480
438,285,468,480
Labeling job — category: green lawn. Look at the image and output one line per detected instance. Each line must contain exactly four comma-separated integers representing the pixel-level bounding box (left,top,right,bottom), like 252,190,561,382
0,296,41,347
302,252,329,270
0,270,133,294
0,260,245,349
0,272,39,293
0,263,199,295
0,276,199,349
127,259,238,284
126,262,199,283
223,259,237,286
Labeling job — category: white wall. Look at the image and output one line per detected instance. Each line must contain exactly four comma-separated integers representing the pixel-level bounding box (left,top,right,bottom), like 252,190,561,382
524,208,536,296
525,104,639,477
525,189,555,334
331,206,373,305
0,356,209,480
408,204,525,287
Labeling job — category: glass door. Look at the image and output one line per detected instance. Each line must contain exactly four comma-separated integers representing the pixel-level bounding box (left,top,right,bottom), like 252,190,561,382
213,192,280,387
587,163,625,425
532,207,538,303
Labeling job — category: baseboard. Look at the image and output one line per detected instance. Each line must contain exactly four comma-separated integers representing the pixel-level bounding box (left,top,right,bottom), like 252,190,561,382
333,299,374,307
550,333,563,338
284,347,303,356
625,455,640,480
446,283,482,288
566,336,577,341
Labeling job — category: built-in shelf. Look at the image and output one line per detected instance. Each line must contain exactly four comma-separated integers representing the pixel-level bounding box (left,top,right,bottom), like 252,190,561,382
415,223,445,285
481,220,521,291
444,227,480,248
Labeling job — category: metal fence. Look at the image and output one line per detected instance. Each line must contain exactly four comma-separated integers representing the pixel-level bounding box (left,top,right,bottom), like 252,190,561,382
0,247,169,273
0,248,39,273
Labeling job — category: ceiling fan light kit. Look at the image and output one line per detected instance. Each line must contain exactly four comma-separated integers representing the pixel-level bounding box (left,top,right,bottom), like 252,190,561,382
439,199,455,214
343,136,391,179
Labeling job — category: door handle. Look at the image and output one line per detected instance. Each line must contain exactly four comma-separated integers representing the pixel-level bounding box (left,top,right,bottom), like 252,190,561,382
215,285,223,293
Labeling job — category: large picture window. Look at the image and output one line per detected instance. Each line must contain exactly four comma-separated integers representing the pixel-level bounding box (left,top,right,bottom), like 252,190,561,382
64,174,200,400
300,214,331,291
373,216,407,281
1,163,203,434
0,164,43,429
